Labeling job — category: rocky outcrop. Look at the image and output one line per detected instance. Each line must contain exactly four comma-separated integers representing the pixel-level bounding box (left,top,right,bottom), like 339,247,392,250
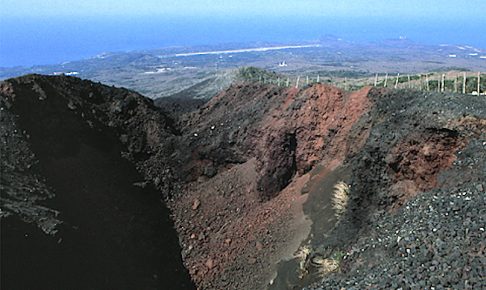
0,74,194,289
166,82,375,289
2,74,485,290
252,85,371,199
176,83,372,200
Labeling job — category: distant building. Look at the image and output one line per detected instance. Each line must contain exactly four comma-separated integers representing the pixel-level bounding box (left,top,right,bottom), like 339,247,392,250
278,61,288,67
52,71,79,76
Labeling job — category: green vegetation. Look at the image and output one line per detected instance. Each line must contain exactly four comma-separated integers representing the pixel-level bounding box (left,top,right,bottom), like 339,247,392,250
463,76,486,93
427,75,486,93
397,75,421,83
236,67,485,95
330,250,346,264
237,67,279,82
315,70,370,78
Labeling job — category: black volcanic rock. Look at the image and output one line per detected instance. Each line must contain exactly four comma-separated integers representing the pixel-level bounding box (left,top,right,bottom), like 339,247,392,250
0,74,194,289
2,73,486,290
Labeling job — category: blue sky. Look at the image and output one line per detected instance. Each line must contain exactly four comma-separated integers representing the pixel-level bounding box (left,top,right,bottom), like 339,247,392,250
2,0,486,19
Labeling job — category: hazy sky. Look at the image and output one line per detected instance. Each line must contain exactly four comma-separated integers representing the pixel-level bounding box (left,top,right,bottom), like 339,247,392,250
2,0,486,19
2,0,485,67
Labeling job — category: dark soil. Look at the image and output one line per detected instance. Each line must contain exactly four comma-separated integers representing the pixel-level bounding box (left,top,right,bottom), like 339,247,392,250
0,75,193,290
305,89,486,289
155,95,208,119
2,74,485,290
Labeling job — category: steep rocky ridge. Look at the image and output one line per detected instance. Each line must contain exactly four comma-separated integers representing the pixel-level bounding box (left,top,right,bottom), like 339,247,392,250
166,82,485,289
0,74,194,289
168,83,375,289
305,89,486,290
1,74,485,290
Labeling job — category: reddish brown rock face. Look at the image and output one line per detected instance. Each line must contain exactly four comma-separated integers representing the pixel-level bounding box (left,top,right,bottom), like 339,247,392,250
176,83,372,200
387,128,466,208
252,85,372,199
5,74,483,290
169,83,374,289
4,72,486,290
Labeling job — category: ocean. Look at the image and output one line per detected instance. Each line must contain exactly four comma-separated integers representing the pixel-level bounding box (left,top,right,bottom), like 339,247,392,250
1,15,485,67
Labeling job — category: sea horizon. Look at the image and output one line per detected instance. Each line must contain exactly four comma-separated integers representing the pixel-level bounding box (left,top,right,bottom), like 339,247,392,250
1,15,485,68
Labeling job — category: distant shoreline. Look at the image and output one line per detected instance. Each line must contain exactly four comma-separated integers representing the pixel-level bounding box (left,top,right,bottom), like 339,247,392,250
173,44,321,57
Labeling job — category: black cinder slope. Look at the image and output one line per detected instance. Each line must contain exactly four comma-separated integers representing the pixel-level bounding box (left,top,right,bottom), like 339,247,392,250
0,74,194,290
